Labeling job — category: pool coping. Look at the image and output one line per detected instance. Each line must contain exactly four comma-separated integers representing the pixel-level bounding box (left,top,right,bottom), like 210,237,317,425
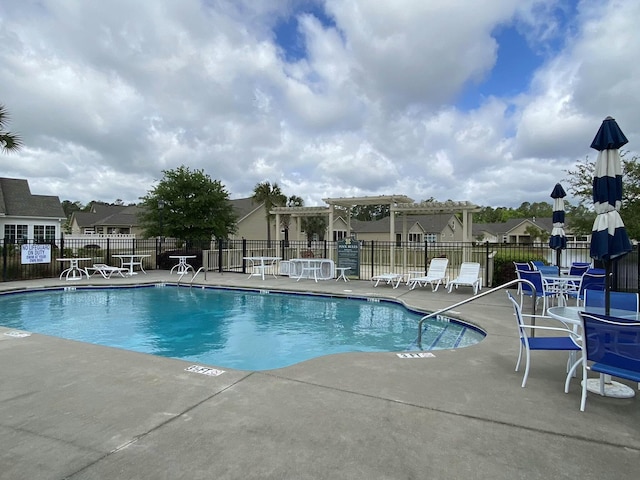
1,271,638,479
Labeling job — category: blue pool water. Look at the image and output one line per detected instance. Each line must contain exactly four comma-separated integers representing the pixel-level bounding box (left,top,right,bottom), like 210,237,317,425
0,286,484,370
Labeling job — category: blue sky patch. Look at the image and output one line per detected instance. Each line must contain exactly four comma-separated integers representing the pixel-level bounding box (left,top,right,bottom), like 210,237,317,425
273,2,336,62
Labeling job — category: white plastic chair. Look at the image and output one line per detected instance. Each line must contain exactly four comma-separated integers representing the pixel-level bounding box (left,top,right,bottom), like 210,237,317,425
407,258,449,291
447,262,481,294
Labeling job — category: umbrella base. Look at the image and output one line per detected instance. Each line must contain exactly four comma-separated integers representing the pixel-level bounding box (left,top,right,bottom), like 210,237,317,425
582,377,636,398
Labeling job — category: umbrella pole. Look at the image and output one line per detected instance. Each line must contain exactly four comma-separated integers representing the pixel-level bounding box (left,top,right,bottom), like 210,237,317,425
556,249,561,276
605,261,611,315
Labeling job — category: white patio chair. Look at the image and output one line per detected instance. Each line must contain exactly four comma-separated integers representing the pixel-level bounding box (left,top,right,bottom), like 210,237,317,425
447,262,481,294
407,258,449,291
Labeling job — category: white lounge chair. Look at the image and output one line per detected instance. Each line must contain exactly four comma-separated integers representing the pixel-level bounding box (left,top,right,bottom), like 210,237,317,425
86,263,128,279
407,258,449,291
371,273,403,289
447,262,482,294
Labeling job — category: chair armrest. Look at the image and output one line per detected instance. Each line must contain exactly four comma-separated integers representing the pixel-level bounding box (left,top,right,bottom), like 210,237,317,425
521,313,575,331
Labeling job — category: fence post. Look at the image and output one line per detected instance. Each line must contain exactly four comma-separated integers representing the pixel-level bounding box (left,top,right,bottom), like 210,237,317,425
424,241,428,271
242,238,247,275
218,238,223,273
2,237,7,282
485,241,490,288
370,240,374,278
107,238,111,265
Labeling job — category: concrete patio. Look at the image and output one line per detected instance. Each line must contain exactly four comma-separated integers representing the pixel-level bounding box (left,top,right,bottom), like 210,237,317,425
0,271,638,479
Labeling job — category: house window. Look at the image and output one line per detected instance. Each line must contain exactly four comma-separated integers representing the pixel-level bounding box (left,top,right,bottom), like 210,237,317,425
425,233,437,243
333,230,347,241
4,225,15,242
34,225,56,242
408,233,422,243
4,224,28,243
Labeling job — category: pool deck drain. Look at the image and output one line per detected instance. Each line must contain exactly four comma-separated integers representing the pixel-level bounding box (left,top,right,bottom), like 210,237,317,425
0,271,638,480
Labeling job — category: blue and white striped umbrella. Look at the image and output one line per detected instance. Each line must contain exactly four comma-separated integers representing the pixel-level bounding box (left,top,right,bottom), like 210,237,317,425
589,116,632,262
549,183,567,251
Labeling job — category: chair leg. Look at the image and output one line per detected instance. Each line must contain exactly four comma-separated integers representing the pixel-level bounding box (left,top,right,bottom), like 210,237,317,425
521,348,531,387
580,365,588,412
515,343,523,373
564,354,582,393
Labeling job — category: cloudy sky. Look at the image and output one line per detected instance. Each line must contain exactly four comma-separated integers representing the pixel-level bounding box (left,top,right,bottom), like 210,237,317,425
1,0,638,208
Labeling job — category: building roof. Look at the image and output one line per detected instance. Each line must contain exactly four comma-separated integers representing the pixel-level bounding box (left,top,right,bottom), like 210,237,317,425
351,213,458,234
473,217,556,236
0,177,65,218
229,197,262,221
72,204,143,228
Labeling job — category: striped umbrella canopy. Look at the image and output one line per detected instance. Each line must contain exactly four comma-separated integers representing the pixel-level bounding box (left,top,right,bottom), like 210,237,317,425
549,183,567,271
589,116,632,313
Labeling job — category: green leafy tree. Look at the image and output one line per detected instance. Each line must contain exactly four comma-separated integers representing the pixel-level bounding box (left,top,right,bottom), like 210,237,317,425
252,181,286,245
565,152,640,239
138,166,237,241
350,204,390,221
301,215,327,243
524,225,549,243
280,195,303,245
0,104,22,153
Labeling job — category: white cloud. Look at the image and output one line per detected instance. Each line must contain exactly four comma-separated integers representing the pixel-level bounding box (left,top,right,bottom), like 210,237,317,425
0,0,638,213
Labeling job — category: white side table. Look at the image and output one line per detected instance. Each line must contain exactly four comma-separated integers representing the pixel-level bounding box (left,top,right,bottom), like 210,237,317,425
335,267,351,282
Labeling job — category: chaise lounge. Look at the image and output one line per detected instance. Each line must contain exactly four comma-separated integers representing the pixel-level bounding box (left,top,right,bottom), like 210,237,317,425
86,263,128,279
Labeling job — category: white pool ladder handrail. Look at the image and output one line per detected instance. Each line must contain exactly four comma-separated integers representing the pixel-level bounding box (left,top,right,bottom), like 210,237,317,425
417,278,538,348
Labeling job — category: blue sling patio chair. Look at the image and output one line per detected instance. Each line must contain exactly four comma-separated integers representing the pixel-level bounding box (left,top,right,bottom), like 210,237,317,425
507,292,581,388
569,262,591,276
567,312,640,411
583,290,639,313
566,270,606,306
516,269,558,315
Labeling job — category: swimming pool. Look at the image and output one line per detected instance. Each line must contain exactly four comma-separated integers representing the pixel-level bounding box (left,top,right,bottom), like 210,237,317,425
0,286,485,370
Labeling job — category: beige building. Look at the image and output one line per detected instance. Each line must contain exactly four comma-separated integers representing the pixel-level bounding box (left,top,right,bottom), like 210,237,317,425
351,214,465,244
473,217,555,243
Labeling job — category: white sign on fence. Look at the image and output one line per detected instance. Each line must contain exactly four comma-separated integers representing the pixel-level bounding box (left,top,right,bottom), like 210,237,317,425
21,244,52,264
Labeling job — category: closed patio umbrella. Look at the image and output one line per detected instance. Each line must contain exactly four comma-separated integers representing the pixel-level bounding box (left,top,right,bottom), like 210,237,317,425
589,116,632,314
549,183,567,273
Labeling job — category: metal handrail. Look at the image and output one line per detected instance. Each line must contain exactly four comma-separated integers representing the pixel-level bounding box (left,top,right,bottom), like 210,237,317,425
189,267,205,287
417,278,538,347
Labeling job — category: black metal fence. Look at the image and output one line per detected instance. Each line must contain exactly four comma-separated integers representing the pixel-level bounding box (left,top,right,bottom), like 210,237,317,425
3,237,639,292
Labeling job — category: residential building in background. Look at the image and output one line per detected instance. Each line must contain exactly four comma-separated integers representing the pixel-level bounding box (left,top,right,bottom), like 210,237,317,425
0,177,65,243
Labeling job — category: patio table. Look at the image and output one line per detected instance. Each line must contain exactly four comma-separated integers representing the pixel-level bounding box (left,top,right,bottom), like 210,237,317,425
169,255,197,275
244,256,281,280
113,254,150,275
57,257,91,281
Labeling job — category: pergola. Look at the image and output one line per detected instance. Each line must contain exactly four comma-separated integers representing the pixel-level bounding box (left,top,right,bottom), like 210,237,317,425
271,196,481,269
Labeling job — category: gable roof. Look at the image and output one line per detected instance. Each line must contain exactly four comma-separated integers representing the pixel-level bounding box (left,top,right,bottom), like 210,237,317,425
351,213,458,233
229,197,262,221
473,217,557,236
72,204,143,228
0,177,65,218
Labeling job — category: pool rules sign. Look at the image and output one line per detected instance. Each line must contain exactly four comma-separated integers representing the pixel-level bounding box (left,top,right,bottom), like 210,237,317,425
337,237,360,279
21,244,52,264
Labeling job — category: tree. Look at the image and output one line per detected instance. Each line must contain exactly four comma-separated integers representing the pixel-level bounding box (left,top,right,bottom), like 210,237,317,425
252,181,286,245
280,195,304,245
350,204,390,221
0,104,22,153
524,225,549,243
138,166,237,242
301,215,327,243
565,152,640,239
